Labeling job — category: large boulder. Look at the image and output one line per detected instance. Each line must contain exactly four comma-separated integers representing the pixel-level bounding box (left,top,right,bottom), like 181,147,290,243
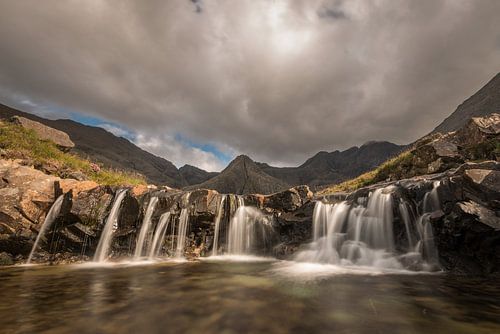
10,116,74,151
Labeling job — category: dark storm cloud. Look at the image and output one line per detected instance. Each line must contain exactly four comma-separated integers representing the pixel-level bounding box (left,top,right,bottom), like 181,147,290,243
0,0,499,170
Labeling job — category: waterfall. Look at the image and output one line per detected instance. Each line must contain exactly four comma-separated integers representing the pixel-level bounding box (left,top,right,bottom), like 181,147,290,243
133,196,159,259
148,212,171,259
27,195,64,264
398,200,416,250
414,181,441,267
93,189,127,262
211,195,227,256
423,181,441,213
174,193,191,258
227,206,273,255
295,185,440,271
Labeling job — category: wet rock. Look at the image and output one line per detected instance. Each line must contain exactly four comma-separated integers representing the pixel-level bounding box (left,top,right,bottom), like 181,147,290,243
68,186,114,228
10,116,75,151
0,252,13,265
263,188,302,212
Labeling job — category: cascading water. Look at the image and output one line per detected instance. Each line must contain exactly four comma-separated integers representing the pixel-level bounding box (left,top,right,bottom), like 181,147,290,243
423,181,441,213
27,195,64,264
148,212,171,259
415,181,441,267
211,195,227,256
295,185,440,271
93,189,127,262
226,206,273,255
133,196,159,259
174,193,191,258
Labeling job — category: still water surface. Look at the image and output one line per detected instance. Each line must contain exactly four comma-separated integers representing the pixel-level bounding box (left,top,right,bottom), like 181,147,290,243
0,259,499,334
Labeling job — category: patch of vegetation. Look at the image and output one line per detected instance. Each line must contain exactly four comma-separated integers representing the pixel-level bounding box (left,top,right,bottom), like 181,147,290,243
467,138,500,161
318,151,415,194
0,121,146,186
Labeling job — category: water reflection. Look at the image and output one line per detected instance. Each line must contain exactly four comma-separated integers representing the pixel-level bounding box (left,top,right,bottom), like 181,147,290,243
0,262,498,333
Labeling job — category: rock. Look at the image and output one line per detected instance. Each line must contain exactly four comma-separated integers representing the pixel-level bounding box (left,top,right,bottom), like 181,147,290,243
64,171,88,181
264,188,303,212
69,186,114,228
464,169,500,194
457,201,500,230
0,252,13,265
59,180,99,196
10,116,75,151
454,113,500,147
431,138,460,158
90,163,100,173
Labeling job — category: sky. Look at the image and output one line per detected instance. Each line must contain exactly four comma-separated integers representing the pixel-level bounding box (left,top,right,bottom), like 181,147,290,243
0,0,499,172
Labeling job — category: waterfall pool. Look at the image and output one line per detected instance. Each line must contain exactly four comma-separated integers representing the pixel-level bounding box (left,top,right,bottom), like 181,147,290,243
1,260,498,333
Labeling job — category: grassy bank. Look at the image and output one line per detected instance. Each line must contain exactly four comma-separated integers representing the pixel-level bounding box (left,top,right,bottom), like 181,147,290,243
0,120,146,186
317,151,414,195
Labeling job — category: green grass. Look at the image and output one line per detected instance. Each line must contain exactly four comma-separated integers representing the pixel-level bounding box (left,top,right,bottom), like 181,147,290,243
0,121,146,186
318,151,415,195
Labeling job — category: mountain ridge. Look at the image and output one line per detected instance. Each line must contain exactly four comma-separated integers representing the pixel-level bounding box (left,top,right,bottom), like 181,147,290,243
0,103,186,187
433,72,500,133
186,155,290,195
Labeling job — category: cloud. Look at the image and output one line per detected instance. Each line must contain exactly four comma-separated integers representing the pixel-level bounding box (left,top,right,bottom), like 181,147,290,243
134,133,227,172
0,0,499,168
98,123,131,139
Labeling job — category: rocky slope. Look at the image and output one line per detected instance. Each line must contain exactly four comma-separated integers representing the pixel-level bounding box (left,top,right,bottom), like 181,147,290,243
179,164,218,186
433,72,500,134
0,103,185,187
257,141,404,189
187,155,290,195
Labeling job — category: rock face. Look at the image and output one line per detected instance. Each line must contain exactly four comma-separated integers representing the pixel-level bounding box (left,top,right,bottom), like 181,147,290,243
188,155,290,195
257,141,405,189
10,116,74,151
433,72,500,134
0,159,98,258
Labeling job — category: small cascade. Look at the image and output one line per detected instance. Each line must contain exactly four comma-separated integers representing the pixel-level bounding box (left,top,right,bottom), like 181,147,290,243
423,181,441,213
133,196,159,259
296,185,440,271
212,195,227,256
93,189,127,262
398,200,416,250
227,206,273,255
27,195,65,264
174,193,191,258
414,181,441,267
148,212,171,259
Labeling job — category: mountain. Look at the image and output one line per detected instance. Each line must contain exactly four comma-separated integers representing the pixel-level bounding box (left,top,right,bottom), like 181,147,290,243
179,164,219,186
433,72,500,134
257,141,405,189
0,103,186,187
187,155,289,195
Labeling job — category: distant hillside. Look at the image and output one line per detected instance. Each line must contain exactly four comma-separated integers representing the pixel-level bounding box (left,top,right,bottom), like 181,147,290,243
187,155,289,195
257,141,405,189
0,103,186,187
179,164,218,186
433,72,500,134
